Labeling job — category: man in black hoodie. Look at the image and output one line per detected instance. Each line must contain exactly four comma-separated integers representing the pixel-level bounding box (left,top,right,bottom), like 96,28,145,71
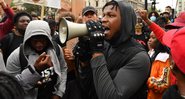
84,1,151,99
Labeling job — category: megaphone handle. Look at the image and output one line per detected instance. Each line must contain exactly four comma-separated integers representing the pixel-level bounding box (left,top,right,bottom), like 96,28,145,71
74,52,80,78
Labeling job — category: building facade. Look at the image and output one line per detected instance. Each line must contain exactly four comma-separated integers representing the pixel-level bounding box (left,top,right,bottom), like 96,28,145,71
176,0,185,14
128,0,145,10
85,0,108,18
85,0,145,18
10,0,145,19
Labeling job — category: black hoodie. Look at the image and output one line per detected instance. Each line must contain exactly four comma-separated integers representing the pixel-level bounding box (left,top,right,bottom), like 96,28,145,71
107,0,136,47
90,1,151,99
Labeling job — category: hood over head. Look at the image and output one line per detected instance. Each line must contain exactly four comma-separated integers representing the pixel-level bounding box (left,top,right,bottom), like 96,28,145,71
103,0,136,47
23,20,53,51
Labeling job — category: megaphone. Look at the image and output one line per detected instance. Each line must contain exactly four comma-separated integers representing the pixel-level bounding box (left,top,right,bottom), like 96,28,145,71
59,18,88,44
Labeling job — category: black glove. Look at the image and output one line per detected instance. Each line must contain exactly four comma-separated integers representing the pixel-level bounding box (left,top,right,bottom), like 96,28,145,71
86,20,105,53
73,36,92,62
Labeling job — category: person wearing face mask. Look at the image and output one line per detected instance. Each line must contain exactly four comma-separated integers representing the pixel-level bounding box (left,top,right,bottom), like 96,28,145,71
148,11,159,22
139,10,185,99
150,16,157,22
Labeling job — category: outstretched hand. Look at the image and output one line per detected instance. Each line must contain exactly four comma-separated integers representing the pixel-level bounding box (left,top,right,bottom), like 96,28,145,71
137,9,152,25
138,10,149,21
34,52,53,73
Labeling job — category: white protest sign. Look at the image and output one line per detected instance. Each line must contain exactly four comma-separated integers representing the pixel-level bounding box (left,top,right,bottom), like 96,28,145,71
22,0,61,8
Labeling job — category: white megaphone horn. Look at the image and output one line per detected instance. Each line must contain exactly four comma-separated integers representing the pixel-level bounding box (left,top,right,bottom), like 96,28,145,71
59,18,88,44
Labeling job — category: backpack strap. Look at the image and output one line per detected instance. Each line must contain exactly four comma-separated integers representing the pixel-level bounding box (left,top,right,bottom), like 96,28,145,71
19,44,28,71
7,33,14,48
52,41,60,59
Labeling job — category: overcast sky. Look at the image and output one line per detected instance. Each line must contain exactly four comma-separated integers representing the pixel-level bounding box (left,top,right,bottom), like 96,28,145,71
155,0,177,11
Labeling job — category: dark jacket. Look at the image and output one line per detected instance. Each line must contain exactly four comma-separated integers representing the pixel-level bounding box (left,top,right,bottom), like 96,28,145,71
162,85,184,99
6,20,67,99
90,1,151,99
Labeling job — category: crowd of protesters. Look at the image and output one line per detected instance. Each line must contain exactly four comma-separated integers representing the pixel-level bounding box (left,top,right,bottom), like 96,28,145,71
0,0,185,99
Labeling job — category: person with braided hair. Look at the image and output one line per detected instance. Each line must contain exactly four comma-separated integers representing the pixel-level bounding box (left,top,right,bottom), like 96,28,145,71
0,71,24,99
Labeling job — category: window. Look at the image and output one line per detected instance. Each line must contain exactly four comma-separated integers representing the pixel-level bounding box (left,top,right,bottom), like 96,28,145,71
96,0,98,7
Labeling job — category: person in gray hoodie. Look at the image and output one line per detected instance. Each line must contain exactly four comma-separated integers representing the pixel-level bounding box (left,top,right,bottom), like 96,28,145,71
6,20,67,99
82,0,151,99
0,51,6,71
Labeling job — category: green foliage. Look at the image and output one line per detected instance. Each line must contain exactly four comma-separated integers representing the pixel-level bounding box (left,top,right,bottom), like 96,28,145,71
10,1,14,7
